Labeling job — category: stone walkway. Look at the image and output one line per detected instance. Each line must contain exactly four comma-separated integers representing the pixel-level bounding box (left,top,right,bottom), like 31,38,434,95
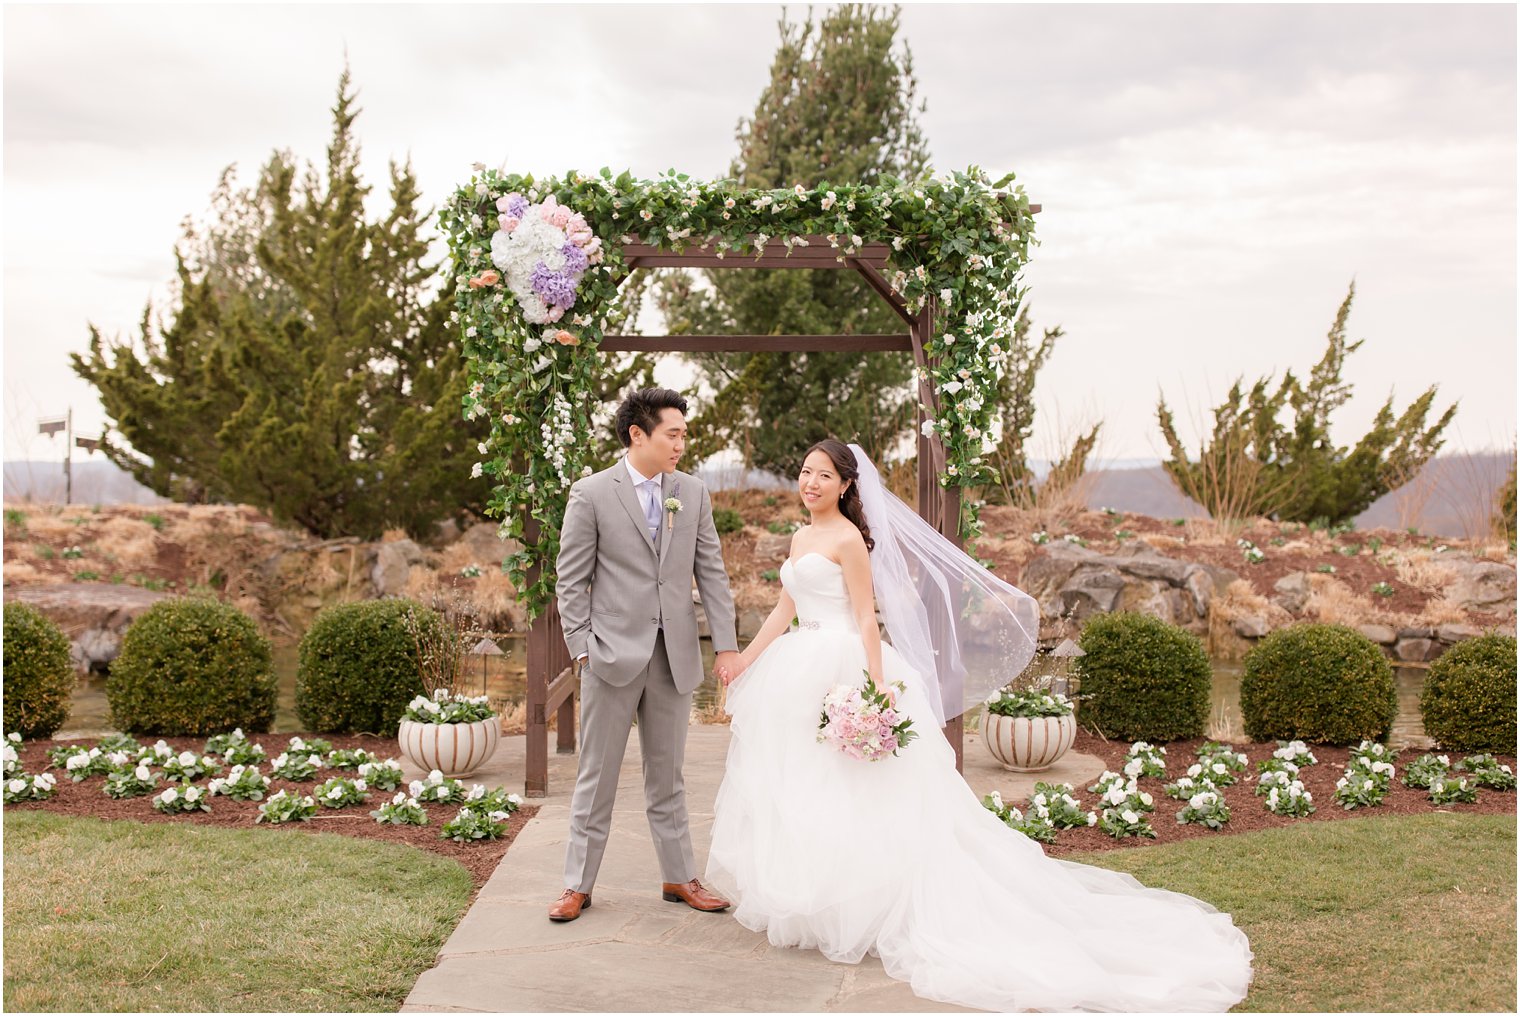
402,726,1105,1013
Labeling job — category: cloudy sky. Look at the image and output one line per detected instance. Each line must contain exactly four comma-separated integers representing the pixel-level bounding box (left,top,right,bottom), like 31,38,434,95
4,3,1515,470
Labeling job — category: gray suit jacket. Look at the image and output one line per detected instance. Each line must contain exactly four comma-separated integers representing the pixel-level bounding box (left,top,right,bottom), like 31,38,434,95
556,457,739,695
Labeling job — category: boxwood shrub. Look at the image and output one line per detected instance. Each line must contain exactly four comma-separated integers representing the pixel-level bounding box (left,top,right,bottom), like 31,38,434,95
3,602,75,738
1421,634,1516,754
296,599,442,733
1241,623,1395,745
1074,612,1211,741
108,597,275,735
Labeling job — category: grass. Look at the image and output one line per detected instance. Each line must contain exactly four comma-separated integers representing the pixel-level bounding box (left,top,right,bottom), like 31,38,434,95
1072,813,1517,1012
3,812,473,1012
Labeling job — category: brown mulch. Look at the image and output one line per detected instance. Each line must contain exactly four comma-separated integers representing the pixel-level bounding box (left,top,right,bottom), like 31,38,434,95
6,733,535,896
1036,729,1517,858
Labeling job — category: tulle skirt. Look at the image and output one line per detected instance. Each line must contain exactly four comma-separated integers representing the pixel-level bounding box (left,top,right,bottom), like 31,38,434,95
706,627,1254,1013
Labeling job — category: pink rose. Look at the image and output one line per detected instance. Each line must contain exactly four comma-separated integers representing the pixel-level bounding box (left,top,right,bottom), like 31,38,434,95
549,205,572,229
545,305,565,323
495,193,521,213
500,216,520,233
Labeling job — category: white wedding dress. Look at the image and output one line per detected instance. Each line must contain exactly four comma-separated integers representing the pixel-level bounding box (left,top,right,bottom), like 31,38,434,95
706,553,1254,1013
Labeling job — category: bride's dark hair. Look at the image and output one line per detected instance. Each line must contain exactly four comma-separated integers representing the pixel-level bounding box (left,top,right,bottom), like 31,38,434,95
804,438,874,552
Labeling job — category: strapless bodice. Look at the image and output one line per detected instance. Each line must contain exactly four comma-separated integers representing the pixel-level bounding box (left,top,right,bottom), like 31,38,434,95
779,553,860,634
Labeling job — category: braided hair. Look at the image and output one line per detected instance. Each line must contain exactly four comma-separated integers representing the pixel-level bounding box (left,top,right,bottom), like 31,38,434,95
804,438,874,552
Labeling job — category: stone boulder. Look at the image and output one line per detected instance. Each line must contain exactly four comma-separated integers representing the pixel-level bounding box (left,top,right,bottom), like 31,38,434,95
7,582,170,673
372,539,427,598
457,522,523,566
1272,572,1312,615
754,532,792,562
1019,543,1239,630
1443,558,1517,615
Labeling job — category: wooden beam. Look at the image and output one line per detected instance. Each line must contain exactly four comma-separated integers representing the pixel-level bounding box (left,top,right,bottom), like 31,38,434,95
546,664,578,715
620,237,892,266
848,259,915,326
600,334,912,353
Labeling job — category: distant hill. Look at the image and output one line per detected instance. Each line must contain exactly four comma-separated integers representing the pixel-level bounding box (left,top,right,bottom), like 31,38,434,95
4,460,169,506
5,452,1510,537
1081,453,1513,538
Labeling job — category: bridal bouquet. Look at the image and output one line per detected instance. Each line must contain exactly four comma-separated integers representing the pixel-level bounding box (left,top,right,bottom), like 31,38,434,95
817,672,917,762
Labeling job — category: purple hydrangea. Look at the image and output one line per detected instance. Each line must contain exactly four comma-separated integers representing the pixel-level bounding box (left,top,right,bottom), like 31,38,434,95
529,263,579,308
560,241,589,275
505,194,529,219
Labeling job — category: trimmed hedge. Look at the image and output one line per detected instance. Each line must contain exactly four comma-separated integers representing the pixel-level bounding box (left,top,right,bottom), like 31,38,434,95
3,602,75,738
1421,634,1516,754
296,600,441,733
1241,623,1395,745
1074,612,1211,741
712,508,744,535
108,597,275,736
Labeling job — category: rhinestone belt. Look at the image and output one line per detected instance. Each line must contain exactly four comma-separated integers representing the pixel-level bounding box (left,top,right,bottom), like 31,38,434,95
797,620,821,630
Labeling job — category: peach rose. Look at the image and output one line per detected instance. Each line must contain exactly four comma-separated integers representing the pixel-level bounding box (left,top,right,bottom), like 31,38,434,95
553,329,580,346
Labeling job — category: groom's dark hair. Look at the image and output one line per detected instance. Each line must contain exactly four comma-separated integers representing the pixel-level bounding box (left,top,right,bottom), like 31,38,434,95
615,388,689,447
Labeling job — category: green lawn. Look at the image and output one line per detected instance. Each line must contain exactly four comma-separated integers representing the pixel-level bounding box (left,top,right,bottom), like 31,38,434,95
1073,813,1517,1013
3,813,472,1012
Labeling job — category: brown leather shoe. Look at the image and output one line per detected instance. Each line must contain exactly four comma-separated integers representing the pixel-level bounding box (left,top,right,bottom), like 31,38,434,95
661,878,730,912
548,889,591,922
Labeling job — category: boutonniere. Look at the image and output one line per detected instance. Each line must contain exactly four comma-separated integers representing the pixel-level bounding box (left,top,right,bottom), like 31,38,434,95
664,494,682,531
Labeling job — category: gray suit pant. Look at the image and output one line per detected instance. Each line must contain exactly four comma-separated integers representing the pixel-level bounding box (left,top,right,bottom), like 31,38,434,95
564,631,696,892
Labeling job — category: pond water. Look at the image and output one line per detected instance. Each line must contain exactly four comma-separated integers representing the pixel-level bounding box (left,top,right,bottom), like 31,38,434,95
57,636,1434,749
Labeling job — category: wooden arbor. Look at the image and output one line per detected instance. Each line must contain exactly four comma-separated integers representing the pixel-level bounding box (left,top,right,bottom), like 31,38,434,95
521,224,1035,797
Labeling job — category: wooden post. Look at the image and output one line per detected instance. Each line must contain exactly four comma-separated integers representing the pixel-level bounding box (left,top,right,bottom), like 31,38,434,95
523,516,551,798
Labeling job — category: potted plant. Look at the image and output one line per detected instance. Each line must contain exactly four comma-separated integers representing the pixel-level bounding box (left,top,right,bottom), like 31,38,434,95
981,684,1077,773
397,597,500,778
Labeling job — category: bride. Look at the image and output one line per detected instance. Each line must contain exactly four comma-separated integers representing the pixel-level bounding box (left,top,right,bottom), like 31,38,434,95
706,438,1254,1013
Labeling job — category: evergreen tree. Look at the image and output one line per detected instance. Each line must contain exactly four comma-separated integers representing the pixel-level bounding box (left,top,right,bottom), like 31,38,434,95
72,71,490,537
1157,282,1458,525
655,5,930,473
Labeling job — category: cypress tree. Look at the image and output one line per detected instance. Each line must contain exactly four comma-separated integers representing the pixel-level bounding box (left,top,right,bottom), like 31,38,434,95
73,70,489,537
655,5,930,473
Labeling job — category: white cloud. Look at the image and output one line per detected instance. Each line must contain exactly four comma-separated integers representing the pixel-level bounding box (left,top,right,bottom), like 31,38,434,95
3,3,1514,469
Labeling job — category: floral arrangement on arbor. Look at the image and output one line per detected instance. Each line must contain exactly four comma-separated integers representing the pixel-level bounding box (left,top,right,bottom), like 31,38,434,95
442,166,1036,617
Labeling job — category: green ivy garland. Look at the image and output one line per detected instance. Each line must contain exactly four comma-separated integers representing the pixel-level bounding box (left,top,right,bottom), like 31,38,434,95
440,166,1036,619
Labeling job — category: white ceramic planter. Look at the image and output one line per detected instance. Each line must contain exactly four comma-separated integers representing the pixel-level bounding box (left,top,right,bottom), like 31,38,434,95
398,717,500,778
982,711,1077,773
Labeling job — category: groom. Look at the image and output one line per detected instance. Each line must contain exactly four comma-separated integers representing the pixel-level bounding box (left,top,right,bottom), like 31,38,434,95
549,387,745,922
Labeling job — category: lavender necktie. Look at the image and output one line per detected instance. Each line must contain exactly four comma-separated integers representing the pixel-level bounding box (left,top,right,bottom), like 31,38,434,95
643,480,661,542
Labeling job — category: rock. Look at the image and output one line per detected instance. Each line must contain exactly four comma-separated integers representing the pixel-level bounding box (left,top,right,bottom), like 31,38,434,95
458,522,523,565
72,628,121,672
8,582,169,674
371,540,425,597
1436,623,1484,644
1057,570,1126,621
1358,623,1397,645
1272,572,1312,615
1444,560,1517,615
1395,637,1444,663
1230,614,1271,639
1397,625,1436,640
1111,551,1193,586
754,532,792,562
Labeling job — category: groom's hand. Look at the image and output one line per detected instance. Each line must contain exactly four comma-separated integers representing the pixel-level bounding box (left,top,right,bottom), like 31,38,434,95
714,651,745,686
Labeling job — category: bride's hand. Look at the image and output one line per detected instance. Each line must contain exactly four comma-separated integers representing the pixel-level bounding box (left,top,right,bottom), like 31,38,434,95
872,677,896,706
